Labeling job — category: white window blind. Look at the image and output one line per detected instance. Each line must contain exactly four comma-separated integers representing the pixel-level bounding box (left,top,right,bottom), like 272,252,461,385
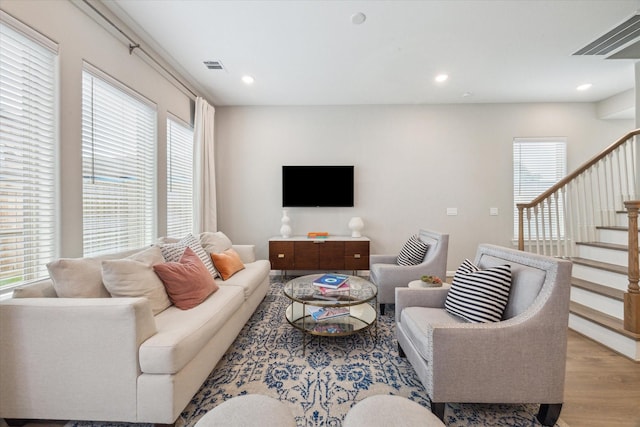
82,66,156,256
513,137,567,239
167,116,194,238
0,17,57,292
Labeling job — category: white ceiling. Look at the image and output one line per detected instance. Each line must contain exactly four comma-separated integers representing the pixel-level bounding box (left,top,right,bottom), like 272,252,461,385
103,0,640,107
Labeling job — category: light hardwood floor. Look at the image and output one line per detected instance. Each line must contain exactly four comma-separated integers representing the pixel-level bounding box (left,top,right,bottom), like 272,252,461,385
561,330,640,427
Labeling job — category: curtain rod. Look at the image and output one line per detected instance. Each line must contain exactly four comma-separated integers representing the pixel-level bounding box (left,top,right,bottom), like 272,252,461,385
81,0,198,99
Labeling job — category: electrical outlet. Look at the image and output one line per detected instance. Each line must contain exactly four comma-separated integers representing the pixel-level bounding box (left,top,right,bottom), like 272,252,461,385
490,207,499,216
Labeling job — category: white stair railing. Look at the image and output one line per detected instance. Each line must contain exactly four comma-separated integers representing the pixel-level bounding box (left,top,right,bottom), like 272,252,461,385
518,129,639,258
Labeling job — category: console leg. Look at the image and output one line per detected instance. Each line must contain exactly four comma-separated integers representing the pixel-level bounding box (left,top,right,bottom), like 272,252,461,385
431,402,446,420
537,403,562,426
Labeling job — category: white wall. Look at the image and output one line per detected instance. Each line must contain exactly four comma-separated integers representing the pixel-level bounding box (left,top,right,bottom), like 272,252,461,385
215,104,632,270
2,0,194,257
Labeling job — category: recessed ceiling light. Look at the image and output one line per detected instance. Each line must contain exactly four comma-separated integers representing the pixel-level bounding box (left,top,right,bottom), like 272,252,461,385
576,83,592,91
435,74,449,83
351,12,366,25
242,75,255,85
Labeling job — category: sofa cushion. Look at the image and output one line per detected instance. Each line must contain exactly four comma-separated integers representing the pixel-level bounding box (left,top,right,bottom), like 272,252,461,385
211,248,245,280
200,231,233,254
160,233,218,278
401,306,465,360
139,285,245,374
102,246,171,315
396,234,429,266
216,259,270,300
444,260,512,323
46,257,110,298
153,247,219,310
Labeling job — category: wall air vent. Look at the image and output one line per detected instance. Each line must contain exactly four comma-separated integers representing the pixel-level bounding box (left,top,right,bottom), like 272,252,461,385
203,60,224,70
573,13,640,57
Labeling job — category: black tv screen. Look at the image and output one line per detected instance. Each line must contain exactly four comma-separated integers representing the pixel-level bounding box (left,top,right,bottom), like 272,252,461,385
282,166,354,207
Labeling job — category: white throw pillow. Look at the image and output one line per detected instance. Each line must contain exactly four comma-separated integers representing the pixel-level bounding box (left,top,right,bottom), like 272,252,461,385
444,259,512,323
102,246,172,315
161,233,219,278
47,257,110,298
199,231,233,254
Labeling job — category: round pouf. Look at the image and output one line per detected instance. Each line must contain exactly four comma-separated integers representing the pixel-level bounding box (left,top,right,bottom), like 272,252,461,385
343,395,446,427
195,394,296,427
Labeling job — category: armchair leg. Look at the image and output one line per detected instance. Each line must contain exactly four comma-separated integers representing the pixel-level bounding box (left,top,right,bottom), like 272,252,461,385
537,403,562,426
4,419,29,426
398,343,406,358
431,402,445,421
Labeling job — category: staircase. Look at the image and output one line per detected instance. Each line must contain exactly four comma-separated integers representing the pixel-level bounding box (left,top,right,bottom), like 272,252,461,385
568,212,640,361
517,129,640,361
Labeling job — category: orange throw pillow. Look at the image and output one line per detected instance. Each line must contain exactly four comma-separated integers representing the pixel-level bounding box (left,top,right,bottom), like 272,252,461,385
153,247,219,309
211,248,245,280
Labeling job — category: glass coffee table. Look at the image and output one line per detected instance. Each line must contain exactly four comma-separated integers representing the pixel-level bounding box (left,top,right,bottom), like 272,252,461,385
283,274,377,354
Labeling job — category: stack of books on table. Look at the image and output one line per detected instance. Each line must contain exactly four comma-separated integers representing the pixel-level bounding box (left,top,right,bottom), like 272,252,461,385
312,273,351,300
307,232,329,239
307,306,350,321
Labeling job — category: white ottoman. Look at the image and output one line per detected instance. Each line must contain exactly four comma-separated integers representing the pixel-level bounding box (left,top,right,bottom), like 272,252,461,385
195,394,296,427
344,395,445,427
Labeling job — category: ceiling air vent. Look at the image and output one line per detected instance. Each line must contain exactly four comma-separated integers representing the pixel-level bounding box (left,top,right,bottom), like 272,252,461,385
203,60,224,70
573,13,640,56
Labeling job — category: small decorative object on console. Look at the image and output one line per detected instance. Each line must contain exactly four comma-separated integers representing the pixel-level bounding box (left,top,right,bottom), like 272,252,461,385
348,216,364,238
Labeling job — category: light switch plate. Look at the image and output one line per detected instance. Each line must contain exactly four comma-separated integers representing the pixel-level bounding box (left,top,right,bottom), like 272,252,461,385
490,207,499,216
446,207,458,216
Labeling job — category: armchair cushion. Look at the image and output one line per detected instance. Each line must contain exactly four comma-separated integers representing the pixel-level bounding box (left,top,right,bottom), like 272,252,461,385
444,260,511,323
397,234,429,266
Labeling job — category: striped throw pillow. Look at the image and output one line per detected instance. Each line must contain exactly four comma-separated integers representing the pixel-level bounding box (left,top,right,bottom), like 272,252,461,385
445,259,512,323
396,234,429,266
161,233,219,279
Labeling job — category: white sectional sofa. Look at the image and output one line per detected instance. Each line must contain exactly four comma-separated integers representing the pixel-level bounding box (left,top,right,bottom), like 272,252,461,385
0,234,271,425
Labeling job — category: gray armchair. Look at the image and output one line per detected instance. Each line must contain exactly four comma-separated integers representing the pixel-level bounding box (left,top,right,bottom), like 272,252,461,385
370,229,448,314
395,244,572,426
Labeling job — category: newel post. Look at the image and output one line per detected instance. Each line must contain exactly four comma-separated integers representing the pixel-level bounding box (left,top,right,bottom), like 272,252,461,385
517,204,525,251
623,201,640,333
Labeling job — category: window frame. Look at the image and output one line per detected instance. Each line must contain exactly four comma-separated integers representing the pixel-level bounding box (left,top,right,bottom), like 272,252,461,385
0,11,59,295
513,137,567,240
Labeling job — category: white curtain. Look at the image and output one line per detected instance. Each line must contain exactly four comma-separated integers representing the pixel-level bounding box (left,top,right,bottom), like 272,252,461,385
193,97,217,233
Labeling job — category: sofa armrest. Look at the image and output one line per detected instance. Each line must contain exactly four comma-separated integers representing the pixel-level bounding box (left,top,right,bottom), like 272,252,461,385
232,244,256,263
395,285,451,324
0,297,157,420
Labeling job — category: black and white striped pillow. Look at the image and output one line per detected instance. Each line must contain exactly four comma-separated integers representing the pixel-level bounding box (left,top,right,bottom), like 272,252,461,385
444,259,512,323
396,234,429,266
161,233,219,278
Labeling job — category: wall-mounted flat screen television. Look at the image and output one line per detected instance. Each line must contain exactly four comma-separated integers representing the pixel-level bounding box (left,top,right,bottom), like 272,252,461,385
282,165,354,207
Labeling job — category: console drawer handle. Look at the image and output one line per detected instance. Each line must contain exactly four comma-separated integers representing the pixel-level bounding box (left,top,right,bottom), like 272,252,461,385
278,254,285,258
353,254,361,259
313,240,325,244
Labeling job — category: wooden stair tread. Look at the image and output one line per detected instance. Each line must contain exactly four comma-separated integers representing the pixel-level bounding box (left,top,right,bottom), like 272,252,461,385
596,225,632,232
575,241,629,251
571,277,624,300
570,257,627,275
570,301,640,341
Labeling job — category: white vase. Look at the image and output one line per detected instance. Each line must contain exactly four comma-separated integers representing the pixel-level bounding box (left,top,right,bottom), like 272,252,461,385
280,209,292,238
348,216,364,238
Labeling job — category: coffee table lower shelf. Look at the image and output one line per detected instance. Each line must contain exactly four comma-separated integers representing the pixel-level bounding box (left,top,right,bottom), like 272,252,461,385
285,302,377,354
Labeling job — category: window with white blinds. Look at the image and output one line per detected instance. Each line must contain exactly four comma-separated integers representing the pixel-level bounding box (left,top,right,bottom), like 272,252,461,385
166,117,194,238
513,137,567,239
82,65,156,256
0,16,57,292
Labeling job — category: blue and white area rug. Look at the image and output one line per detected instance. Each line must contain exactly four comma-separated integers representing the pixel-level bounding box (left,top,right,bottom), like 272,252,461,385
68,278,566,427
